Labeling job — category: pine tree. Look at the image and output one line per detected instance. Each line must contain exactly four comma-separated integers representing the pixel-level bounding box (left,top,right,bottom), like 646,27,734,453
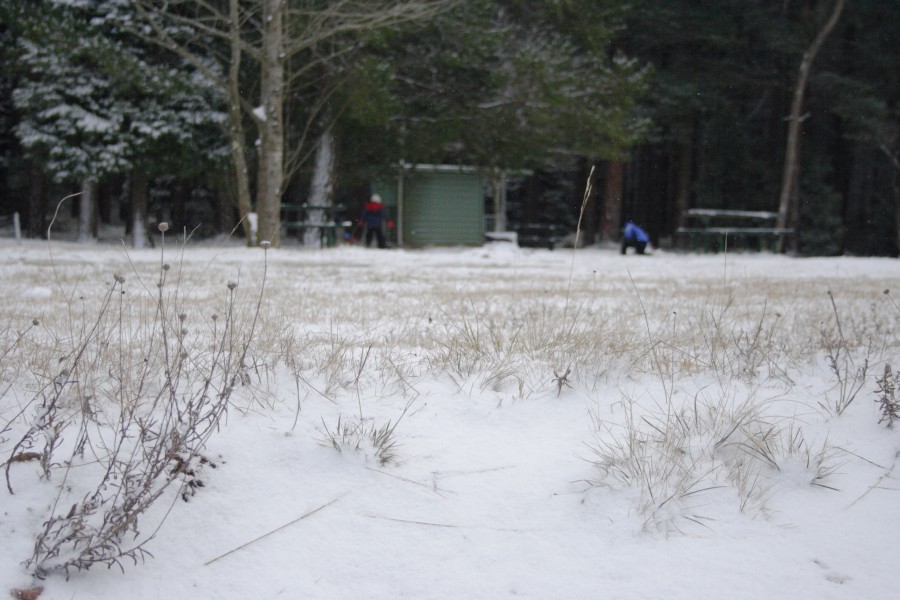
11,0,226,243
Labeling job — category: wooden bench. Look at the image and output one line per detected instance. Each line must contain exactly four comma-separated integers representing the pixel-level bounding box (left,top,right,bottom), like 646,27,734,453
281,203,346,248
676,209,793,252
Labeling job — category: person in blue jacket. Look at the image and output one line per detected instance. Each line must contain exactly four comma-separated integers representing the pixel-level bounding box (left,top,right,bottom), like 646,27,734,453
621,220,650,255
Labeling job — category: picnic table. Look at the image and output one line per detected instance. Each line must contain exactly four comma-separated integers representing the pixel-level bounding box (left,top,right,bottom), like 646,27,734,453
281,203,346,248
675,209,793,252
516,223,567,250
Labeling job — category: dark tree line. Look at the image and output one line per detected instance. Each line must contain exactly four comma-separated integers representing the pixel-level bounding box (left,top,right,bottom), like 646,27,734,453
0,0,897,254
605,0,898,255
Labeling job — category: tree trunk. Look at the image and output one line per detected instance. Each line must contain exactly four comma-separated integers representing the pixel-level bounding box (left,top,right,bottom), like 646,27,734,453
894,171,900,257
28,162,49,238
226,0,254,245
305,128,336,247
78,179,97,242
602,161,624,241
885,146,900,255
776,0,846,243
132,170,149,249
492,172,508,233
255,0,286,246
675,124,694,229
215,167,238,235
173,180,188,233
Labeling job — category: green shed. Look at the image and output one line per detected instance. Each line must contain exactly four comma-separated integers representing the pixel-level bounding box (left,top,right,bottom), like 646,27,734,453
373,164,486,247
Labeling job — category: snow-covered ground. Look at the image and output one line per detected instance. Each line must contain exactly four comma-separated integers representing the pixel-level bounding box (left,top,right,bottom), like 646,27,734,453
1,236,898,599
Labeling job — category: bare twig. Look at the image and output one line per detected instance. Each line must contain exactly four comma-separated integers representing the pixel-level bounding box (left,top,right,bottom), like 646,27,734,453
553,367,573,397
204,496,343,566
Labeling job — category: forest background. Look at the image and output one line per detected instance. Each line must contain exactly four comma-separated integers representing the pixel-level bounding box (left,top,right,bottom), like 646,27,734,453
0,0,897,255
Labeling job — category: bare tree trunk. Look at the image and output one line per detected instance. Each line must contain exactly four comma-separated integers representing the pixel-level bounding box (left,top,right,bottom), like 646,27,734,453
214,167,238,235
78,179,97,242
894,171,900,256
226,0,254,245
304,128,336,247
491,171,508,233
602,161,624,241
131,171,149,249
893,204,900,257
675,122,694,229
776,0,846,244
881,144,900,254
28,162,48,238
255,0,286,246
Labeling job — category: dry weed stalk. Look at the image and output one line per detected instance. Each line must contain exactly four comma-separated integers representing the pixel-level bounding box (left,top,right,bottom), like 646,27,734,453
821,291,872,416
1,224,269,579
874,364,900,428
553,367,573,397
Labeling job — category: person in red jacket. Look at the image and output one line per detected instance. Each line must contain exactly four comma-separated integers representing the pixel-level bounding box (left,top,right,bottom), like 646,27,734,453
361,194,387,248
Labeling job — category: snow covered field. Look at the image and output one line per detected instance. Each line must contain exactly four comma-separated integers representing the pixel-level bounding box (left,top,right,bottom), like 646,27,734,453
1,236,899,599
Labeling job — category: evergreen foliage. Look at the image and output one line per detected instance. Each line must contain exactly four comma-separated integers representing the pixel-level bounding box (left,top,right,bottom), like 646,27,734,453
0,14,17,212
10,0,226,183
342,0,649,172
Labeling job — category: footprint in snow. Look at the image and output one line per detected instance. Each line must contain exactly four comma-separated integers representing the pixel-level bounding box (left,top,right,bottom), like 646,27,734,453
813,559,851,585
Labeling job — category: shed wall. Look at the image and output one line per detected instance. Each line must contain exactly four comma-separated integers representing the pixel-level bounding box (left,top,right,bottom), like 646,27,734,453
404,172,484,246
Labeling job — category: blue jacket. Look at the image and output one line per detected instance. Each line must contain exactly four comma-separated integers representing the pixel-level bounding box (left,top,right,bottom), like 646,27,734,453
623,221,649,243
